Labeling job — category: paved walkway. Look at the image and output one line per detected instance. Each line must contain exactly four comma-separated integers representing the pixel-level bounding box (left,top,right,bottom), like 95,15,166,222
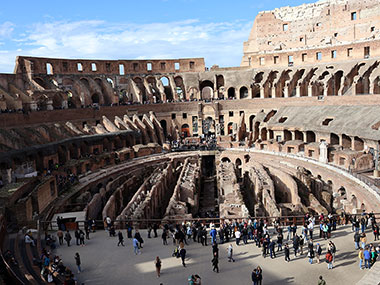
52,225,378,285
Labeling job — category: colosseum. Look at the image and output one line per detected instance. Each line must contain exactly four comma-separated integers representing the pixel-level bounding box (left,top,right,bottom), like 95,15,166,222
0,0,379,284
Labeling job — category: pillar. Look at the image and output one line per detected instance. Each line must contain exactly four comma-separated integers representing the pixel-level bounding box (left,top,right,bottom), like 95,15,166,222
308,84,313,97
296,85,301,97
260,87,265,99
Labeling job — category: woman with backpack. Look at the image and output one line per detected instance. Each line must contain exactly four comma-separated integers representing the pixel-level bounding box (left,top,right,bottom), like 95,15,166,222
326,250,333,269
154,256,161,278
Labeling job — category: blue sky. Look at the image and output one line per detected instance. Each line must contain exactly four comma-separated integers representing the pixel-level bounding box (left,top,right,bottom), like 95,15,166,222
0,0,316,73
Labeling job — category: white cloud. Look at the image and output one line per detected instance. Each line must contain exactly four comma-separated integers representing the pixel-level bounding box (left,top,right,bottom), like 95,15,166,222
0,22,14,38
0,19,252,73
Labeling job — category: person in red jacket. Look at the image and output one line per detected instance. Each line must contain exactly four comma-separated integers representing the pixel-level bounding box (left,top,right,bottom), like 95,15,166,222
325,250,333,269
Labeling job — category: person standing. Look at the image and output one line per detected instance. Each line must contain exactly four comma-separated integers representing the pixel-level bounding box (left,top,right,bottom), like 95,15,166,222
64,231,72,247
316,243,322,264
133,238,140,255
325,250,333,269
75,229,80,246
269,240,276,259
284,244,290,262
354,232,360,250
74,252,81,273
256,266,263,285
373,224,379,241
363,247,371,269
57,229,63,246
358,248,364,269
162,229,168,245
251,267,258,285
227,244,235,262
211,252,219,273
154,256,161,278
293,234,300,257
79,230,85,246
308,246,315,264
117,231,124,246
235,229,241,246
134,230,144,249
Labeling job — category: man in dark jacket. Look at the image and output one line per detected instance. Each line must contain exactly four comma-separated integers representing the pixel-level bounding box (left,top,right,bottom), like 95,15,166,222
293,234,300,257
64,231,72,247
354,231,360,250
117,231,124,246
179,247,186,267
211,252,219,273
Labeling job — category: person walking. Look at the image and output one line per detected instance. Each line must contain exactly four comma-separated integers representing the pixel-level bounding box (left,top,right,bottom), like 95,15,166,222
117,231,124,246
74,252,81,273
211,252,219,273
64,231,72,247
179,247,187,267
318,276,326,285
133,237,141,255
57,229,63,246
227,244,235,262
154,256,161,278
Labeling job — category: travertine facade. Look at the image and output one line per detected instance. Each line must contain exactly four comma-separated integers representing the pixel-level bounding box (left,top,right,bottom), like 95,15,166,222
242,0,380,68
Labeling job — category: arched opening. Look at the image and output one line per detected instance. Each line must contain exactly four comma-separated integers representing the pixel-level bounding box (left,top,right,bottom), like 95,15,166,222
181,124,190,138
342,134,352,149
227,122,233,135
107,78,114,88
80,78,90,90
261,128,267,141
284,130,292,141
263,110,277,122
174,76,185,101
306,131,316,143
160,77,172,101
46,63,53,75
201,86,213,101
330,133,340,145
160,120,167,138
353,136,364,151
216,75,224,99
227,87,235,99
221,157,231,163
34,77,47,89
295,130,304,141
239,86,249,99
91,93,100,104
249,115,255,132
